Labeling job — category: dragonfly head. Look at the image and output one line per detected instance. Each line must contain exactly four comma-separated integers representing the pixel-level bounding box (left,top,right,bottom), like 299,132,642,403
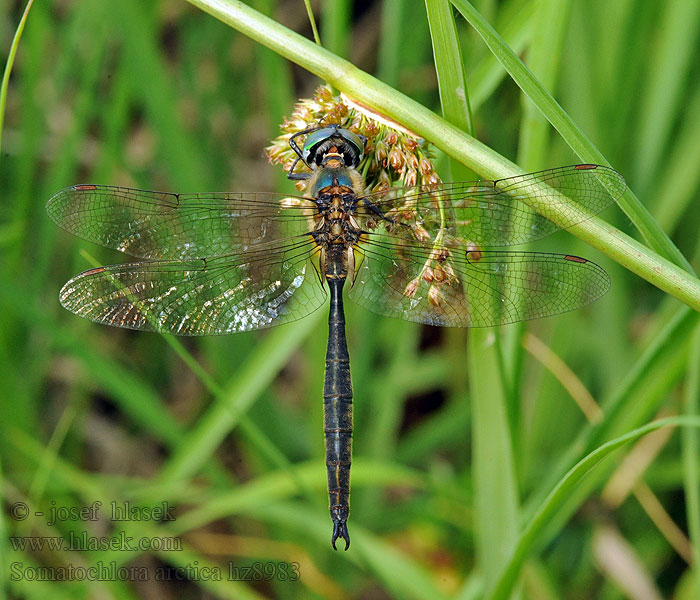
300,125,366,170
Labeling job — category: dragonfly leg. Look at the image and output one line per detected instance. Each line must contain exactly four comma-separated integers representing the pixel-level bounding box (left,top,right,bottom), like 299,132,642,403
360,197,413,234
288,124,321,163
360,197,396,223
287,156,312,180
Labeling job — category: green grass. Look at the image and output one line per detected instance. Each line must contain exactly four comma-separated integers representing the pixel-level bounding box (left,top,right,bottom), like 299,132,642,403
2,0,700,598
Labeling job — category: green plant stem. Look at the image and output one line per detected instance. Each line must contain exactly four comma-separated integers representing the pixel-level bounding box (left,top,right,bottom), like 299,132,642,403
185,0,700,317
302,0,321,46
0,0,34,159
426,1,518,590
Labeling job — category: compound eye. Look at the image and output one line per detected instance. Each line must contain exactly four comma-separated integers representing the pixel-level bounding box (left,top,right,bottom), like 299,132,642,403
303,127,337,162
339,130,365,159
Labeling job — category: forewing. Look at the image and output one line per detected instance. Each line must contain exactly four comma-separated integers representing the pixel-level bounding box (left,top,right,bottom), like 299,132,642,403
359,165,625,247
47,186,316,259
59,239,325,335
349,236,609,327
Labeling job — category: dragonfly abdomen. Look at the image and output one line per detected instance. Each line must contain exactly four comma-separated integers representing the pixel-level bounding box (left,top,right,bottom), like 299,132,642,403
324,275,353,550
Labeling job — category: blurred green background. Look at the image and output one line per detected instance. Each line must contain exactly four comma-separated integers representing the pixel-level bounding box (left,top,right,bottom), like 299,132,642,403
2,0,700,598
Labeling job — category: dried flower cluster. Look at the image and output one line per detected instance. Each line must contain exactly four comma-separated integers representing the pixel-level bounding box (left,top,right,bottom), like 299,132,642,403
267,86,464,312
265,85,441,193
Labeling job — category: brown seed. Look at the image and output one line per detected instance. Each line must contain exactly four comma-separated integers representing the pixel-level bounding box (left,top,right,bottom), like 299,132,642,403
365,121,380,136
428,286,443,308
375,141,388,162
389,148,404,171
404,279,419,298
430,247,449,262
405,169,417,186
419,158,433,176
412,225,431,242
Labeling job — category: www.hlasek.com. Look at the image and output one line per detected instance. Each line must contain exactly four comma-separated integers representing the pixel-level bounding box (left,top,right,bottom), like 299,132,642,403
9,531,182,552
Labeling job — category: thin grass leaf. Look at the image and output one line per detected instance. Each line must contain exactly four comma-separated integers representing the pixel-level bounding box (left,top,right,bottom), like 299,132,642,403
632,0,700,193
321,0,350,58
0,0,33,159
682,325,700,599
158,310,324,483
487,416,700,600
516,0,571,169
425,0,473,135
377,0,404,86
469,0,535,111
468,330,519,588
426,0,518,589
523,305,697,520
302,0,321,46
649,84,700,232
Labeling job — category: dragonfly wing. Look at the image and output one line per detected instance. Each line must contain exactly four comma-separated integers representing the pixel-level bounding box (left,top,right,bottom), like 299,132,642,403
359,164,626,247
47,186,317,259
59,239,325,335
349,237,609,327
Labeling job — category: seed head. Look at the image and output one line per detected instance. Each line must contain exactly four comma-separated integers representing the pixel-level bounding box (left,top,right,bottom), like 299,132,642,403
266,85,441,191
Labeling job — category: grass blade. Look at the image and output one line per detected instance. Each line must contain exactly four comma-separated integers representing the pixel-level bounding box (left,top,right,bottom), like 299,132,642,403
682,325,700,599
0,0,33,159
425,0,473,134
158,311,324,483
488,416,700,600
426,0,518,588
632,0,700,193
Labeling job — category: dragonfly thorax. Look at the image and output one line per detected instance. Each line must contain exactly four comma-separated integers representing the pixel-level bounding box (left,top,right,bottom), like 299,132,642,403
312,181,362,241
311,177,364,284
309,164,364,197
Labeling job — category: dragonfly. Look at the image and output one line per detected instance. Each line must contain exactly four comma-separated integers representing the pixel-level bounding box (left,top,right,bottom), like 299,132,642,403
47,124,626,550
